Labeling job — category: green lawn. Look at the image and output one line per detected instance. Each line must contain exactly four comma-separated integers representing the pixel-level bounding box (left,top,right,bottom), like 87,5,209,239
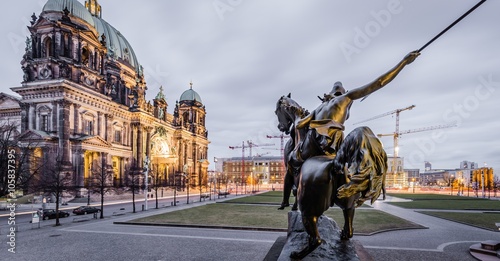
130,202,423,234
387,193,500,230
325,208,424,234
387,194,500,210
133,203,289,229
417,211,500,231
223,191,285,204
388,193,482,200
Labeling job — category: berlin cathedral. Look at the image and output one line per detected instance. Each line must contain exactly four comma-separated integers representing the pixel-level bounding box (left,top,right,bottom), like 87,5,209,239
0,0,210,197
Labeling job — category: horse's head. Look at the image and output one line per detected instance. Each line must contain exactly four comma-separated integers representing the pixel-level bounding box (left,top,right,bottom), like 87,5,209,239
275,93,308,134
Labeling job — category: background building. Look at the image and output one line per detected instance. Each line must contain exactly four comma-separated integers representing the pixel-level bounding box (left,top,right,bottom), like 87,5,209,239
386,156,407,188
221,156,285,191
0,0,209,198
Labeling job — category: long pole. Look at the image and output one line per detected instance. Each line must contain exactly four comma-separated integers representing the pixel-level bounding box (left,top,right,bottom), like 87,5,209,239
418,0,487,52
144,157,149,211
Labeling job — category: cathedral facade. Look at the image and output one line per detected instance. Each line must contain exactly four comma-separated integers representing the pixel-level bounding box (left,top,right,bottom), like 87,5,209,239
0,0,210,196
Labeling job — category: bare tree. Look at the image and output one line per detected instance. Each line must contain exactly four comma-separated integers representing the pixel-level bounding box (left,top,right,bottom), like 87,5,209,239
88,154,114,219
0,122,51,201
150,163,163,209
125,160,141,213
33,158,74,226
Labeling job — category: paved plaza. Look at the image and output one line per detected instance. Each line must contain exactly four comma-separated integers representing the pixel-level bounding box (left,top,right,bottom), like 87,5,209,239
1,193,498,260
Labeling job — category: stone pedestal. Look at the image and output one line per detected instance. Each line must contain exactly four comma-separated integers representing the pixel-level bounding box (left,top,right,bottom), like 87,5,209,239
277,211,363,261
469,240,500,260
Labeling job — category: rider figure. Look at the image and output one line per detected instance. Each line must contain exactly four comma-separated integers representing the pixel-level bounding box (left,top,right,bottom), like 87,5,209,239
295,51,420,157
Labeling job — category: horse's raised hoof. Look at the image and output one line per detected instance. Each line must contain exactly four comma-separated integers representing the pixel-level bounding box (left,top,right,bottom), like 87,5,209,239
290,238,322,259
278,203,290,210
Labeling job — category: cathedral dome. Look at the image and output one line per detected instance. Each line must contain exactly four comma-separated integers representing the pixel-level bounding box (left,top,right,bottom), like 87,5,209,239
43,0,95,27
42,0,140,70
180,83,202,104
92,17,140,69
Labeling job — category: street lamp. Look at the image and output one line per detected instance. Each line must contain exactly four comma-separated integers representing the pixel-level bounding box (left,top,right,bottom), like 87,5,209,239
144,156,150,211
185,174,190,204
412,178,415,193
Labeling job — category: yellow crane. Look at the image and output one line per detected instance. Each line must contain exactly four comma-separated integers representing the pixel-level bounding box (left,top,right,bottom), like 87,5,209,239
353,104,416,161
353,105,455,187
266,134,290,158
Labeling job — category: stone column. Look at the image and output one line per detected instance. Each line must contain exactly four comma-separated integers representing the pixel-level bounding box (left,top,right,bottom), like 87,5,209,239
97,111,102,136
58,100,72,165
137,125,143,168
28,103,35,130
74,149,85,188
19,103,29,132
52,101,58,133
105,114,114,142
145,126,152,158
73,104,80,134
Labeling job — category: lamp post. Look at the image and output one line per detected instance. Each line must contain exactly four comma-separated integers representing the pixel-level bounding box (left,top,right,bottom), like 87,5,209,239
412,178,415,193
173,174,177,206
186,174,190,204
143,156,150,211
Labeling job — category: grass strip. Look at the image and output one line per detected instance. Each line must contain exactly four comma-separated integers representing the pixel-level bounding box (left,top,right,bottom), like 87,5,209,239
133,203,288,228
417,211,500,231
325,208,425,234
130,203,423,234
388,193,490,201
387,199,500,210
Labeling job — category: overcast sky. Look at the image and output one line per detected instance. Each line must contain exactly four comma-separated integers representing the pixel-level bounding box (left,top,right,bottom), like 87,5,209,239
1,0,499,174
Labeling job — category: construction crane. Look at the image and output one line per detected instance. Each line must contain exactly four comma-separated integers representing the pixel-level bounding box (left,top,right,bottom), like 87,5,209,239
266,134,290,158
229,141,249,192
229,141,274,191
255,152,271,157
378,124,457,139
353,105,416,175
246,140,274,157
377,123,456,187
353,105,415,126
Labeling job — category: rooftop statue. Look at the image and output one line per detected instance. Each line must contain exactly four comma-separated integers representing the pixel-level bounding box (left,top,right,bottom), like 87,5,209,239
275,51,419,259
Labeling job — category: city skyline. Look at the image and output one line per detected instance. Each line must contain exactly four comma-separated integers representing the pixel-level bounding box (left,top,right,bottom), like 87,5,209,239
1,0,498,174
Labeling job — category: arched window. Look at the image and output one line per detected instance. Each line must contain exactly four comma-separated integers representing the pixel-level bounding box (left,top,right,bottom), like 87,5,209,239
82,46,89,65
43,37,53,57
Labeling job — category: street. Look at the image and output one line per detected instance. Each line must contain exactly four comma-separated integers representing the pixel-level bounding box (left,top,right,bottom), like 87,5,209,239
0,193,281,261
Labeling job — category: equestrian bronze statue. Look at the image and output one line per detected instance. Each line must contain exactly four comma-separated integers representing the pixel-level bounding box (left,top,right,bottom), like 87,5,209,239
275,51,419,259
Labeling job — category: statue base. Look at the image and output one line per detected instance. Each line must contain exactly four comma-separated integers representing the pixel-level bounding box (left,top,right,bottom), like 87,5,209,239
275,211,370,261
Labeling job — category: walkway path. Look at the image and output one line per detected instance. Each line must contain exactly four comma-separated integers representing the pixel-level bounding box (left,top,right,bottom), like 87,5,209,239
355,196,499,261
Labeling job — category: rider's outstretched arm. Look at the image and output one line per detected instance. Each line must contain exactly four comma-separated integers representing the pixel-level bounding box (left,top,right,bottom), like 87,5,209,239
346,51,420,100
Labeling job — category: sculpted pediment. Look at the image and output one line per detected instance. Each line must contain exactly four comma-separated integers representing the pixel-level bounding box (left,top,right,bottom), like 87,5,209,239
18,130,53,141
0,93,21,109
76,135,111,147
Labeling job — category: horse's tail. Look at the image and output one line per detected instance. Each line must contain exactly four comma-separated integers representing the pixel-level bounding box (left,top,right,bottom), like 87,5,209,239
335,126,387,205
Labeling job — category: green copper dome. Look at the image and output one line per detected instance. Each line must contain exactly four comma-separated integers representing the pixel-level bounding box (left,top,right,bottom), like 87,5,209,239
43,0,95,27
42,0,140,70
180,83,202,103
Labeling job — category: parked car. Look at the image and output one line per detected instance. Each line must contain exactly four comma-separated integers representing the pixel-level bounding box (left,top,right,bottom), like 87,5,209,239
73,206,100,215
42,209,70,220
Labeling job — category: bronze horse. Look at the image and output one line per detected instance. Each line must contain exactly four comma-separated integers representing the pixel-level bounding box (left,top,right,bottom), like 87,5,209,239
275,94,387,259
275,94,324,211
